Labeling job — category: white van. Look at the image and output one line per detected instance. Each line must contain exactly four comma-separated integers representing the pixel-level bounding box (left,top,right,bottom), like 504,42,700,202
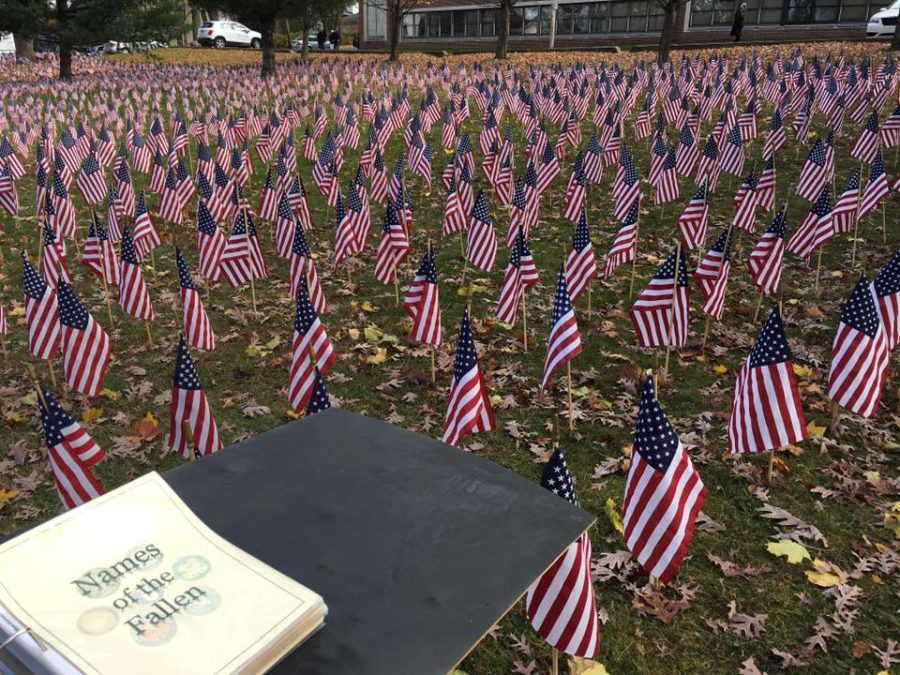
0,33,15,55
867,0,899,38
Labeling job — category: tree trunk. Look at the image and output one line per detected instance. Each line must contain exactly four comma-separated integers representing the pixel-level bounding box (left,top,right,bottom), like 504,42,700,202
13,34,34,59
389,3,401,61
893,22,900,50
191,6,202,45
496,0,511,60
57,0,72,79
657,0,677,65
260,15,276,79
301,19,310,59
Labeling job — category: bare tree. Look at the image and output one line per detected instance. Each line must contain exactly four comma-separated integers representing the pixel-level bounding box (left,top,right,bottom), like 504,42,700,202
652,0,688,64
495,0,518,59
365,0,429,61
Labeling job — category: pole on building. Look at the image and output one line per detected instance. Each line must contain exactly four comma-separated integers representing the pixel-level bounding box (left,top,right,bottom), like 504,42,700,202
548,0,558,49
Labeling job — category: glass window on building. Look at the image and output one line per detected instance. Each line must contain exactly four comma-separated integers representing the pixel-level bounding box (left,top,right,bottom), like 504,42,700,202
416,13,427,37
402,13,416,38
592,2,611,31
509,6,525,33
366,0,386,38
465,10,479,35
539,5,552,33
557,3,575,32
690,0,735,25
629,0,649,30
438,11,452,35
573,4,592,32
453,10,465,36
756,0,784,23
648,1,666,30
839,0,870,20
610,0,630,30
482,8,496,35
523,6,541,34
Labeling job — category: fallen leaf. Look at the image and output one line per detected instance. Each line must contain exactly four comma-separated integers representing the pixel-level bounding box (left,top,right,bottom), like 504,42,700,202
363,348,388,365
767,539,811,564
806,420,826,438
805,559,847,587
0,488,21,507
712,364,728,375
605,498,623,534
133,412,161,441
793,364,813,377
567,656,609,675
81,407,104,423
99,388,120,400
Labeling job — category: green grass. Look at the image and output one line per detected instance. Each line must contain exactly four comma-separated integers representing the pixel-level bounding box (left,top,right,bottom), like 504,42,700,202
1,46,899,674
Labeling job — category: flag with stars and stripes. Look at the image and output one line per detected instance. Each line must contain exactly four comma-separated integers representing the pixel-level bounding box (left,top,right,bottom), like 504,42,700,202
133,190,162,260
695,228,734,321
795,139,829,202
466,189,498,273
677,180,709,251
873,251,900,351
57,281,111,397
76,151,106,205
630,246,690,348
196,200,225,282
748,206,787,296
827,276,890,418
729,306,807,455
22,252,60,361
540,266,582,393
441,175,467,239
220,210,254,288
442,308,495,447
565,208,597,303
0,163,19,215
176,248,214,351
787,185,834,261
306,368,332,416
374,199,410,284
168,334,222,459
851,111,881,164
274,191,297,259
858,150,890,221
604,200,639,279
81,212,119,286
118,225,155,321
562,153,586,222
38,389,104,510
613,145,641,221
525,448,599,658
832,167,861,233
289,276,337,413
41,220,71,290
405,244,443,347
622,377,707,583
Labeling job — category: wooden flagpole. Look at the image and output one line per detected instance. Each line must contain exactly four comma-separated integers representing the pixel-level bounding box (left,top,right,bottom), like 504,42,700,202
767,448,776,485
851,161,863,265
183,419,196,461
566,361,574,432
27,365,47,407
145,321,153,346
47,361,57,388
628,205,641,300
551,648,559,675
753,288,765,323
814,245,824,296
521,293,528,352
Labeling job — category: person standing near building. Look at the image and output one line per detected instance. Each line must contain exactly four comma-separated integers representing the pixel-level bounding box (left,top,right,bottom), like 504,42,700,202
317,29,327,50
730,3,746,41
329,29,340,50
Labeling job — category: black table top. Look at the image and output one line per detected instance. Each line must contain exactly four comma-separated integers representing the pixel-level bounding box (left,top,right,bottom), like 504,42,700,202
155,410,593,674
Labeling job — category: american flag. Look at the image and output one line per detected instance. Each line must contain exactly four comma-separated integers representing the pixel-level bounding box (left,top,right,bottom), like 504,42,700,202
676,124,698,177
622,377,707,583
306,367,332,416
584,133,603,183
168,334,222,459
81,212,119,286
22,252,60,361
159,167,185,224
176,248,214,351
563,153,587,222
220,210,254,288
274,191,297,259
289,276,337,412
133,190,162,260
441,176,467,238
196,200,225,282
105,181,123,243
76,152,106,205
57,281,111,397
370,149,388,204
850,111,881,164
245,212,268,280
258,168,278,222
787,185,833,261
537,140,560,194
38,389,104,510
466,189,498,272
654,146,680,206
732,169,760,233
41,220,71,290
114,158,136,217
374,199,410,284
150,149,166,193
0,163,19,215
540,266,582,392
873,251,900,351
729,307,807,455
748,206,787,296
604,200,639,279
630,246,690,348
827,276,890,418
648,132,668,186
832,168,861,233
757,155,776,212
404,244,443,347
796,139,829,202
613,145,641,221
50,173,76,239
565,208,597,303
389,153,405,203
118,226,155,321
347,182,372,251
694,228,734,320
858,150,890,221
441,308,495,447
719,125,745,177
496,229,528,326
525,449,598,658
677,180,709,251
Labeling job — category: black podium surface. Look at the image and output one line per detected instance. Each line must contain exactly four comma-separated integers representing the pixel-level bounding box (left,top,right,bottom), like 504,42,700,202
161,409,594,675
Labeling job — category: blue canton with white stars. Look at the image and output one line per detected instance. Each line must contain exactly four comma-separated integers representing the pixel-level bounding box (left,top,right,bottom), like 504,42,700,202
57,282,89,330
634,378,680,472
749,307,791,368
540,448,578,507
841,276,880,338
174,334,203,391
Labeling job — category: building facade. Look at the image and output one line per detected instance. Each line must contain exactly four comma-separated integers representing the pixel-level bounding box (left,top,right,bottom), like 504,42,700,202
359,0,872,50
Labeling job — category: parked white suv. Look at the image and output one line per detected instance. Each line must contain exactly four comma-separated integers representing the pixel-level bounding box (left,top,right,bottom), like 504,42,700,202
867,0,899,37
197,21,261,48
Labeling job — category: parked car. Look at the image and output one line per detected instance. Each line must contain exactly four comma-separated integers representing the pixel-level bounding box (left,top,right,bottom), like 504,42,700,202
196,21,261,48
289,34,334,51
0,33,15,55
103,41,132,54
867,0,899,37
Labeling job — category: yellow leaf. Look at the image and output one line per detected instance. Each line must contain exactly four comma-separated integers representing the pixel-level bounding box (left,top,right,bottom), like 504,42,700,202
712,364,728,375
568,656,610,675
9,306,25,317
363,348,387,365
863,470,881,483
5,412,27,424
348,328,360,340
0,488,20,506
364,326,383,343
133,412,161,441
99,388,120,401
361,302,376,312
806,420,826,438
767,539,811,564
456,284,488,297
81,407,104,423
805,559,845,587
605,498,623,534
792,364,813,377
20,391,37,406
264,335,282,350
285,409,301,420
245,344,266,358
